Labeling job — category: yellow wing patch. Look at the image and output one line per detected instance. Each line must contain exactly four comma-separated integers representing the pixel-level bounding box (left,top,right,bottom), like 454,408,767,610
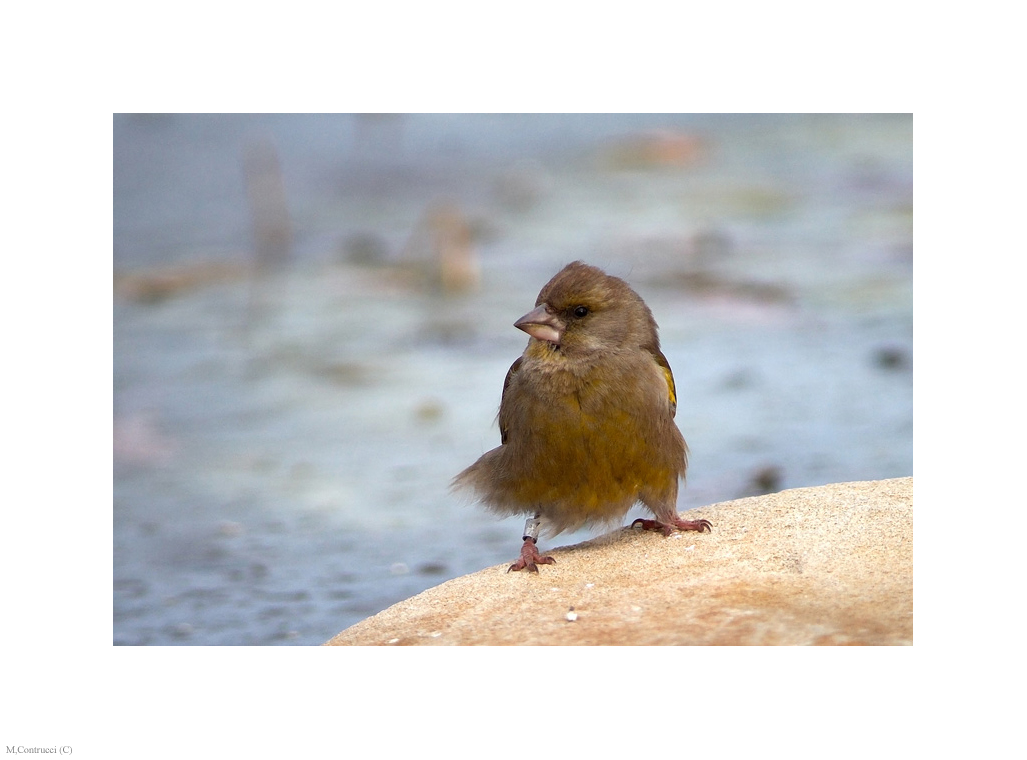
662,365,677,408
653,349,678,416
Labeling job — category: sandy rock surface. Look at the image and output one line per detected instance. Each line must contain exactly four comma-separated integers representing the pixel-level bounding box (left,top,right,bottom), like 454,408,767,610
326,477,912,646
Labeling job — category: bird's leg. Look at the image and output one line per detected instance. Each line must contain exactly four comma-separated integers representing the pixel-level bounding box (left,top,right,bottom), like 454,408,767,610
632,516,712,536
508,514,556,573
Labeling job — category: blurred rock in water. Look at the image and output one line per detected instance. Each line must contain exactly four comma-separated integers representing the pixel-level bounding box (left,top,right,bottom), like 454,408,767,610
873,344,911,372
399,202,481,295
340,232,390,265
745,465,784,496
597,129,706,170
114,261,249,304
243,137,292,273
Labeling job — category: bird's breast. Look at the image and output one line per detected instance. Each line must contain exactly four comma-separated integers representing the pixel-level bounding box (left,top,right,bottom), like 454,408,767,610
504,354,681,476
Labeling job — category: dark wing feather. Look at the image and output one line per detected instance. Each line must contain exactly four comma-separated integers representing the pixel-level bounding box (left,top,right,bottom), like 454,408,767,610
498,356,523,444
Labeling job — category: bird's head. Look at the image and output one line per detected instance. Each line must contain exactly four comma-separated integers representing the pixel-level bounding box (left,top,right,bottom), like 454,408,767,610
514,261,660,356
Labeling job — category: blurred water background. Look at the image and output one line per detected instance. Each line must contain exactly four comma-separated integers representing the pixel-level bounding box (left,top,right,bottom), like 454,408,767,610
113,113,912,645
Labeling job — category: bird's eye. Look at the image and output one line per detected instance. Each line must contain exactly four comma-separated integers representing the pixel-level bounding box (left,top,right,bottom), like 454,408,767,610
573,305,590,318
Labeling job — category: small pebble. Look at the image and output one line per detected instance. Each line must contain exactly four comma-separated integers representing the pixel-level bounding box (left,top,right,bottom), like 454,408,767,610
566,608,578,622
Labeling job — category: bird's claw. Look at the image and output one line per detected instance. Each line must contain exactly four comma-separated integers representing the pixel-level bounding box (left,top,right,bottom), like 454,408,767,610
508,538,556,573
632,517,712,536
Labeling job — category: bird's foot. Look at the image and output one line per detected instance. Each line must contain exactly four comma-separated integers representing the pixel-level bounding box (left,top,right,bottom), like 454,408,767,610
508,538,556,573
631,516,712,536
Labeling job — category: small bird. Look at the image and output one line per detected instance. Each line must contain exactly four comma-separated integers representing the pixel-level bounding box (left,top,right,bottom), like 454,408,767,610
453,261,711,572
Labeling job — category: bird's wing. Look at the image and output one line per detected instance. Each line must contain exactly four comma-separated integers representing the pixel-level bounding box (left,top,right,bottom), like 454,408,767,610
498,356,523,444
652,349,678,417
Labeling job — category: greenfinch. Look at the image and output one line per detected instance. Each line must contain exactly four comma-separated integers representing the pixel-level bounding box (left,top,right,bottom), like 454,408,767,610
454,261,711,572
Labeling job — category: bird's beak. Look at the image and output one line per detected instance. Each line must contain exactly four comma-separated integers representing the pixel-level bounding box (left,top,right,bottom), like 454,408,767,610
515,304,565,345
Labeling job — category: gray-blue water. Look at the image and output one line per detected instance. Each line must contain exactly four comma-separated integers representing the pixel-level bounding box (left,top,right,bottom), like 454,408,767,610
113,114,912,644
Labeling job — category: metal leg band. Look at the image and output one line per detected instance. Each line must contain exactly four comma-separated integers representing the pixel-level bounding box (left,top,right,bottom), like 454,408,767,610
522,516,542,542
